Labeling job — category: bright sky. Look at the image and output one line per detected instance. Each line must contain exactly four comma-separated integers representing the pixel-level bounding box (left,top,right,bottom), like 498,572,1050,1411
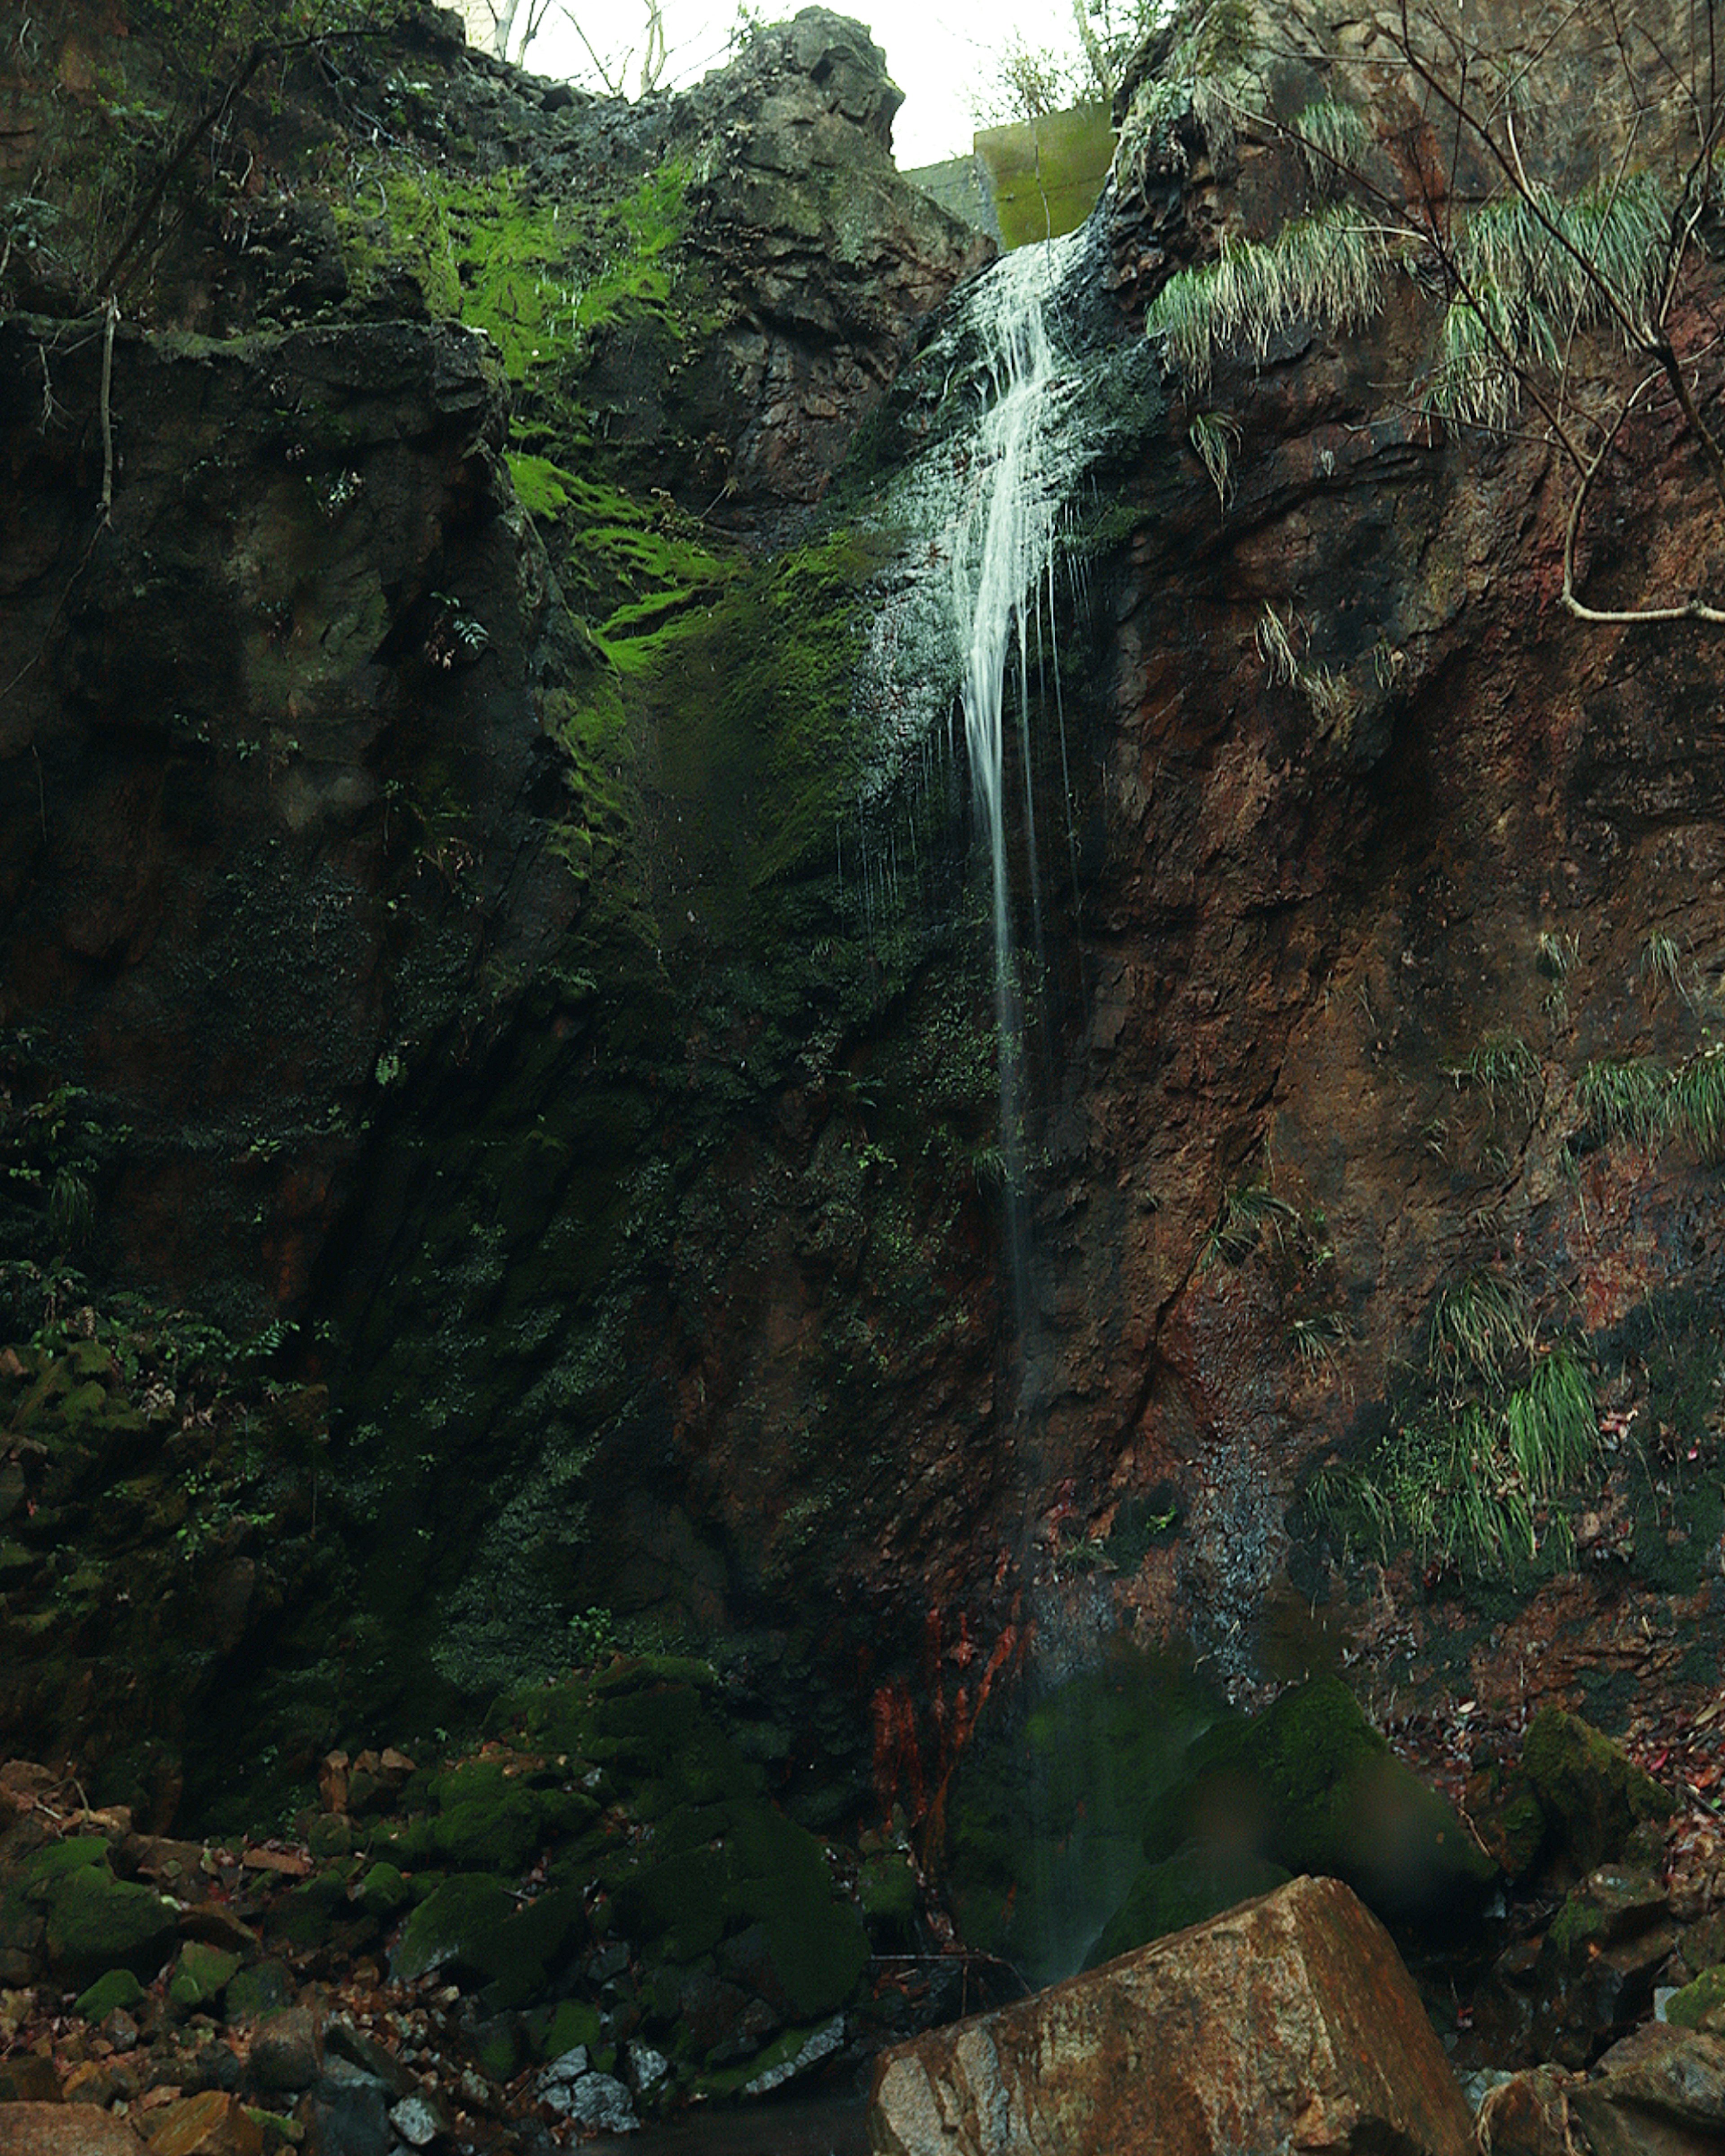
522,0,1077,168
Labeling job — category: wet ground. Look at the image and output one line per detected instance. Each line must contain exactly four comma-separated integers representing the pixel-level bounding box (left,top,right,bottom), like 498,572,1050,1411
588,2094,870,2155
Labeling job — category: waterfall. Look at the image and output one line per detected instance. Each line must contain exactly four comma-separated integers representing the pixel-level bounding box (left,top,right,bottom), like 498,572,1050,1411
848,215,1151,1356
947,239,1078,1335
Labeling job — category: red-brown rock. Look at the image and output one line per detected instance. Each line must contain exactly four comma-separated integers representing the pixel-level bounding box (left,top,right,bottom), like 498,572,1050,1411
0,2108,147,2156
867,1875,1471,2156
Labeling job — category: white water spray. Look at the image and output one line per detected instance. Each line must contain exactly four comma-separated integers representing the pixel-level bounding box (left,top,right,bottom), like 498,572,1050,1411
947,237,1084,1331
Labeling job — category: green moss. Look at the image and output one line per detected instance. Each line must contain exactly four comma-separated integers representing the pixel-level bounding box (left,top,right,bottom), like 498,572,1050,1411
1145,1674,1495,1929
44,1867,179,1982
1521,1705,1673,1871
392,1873,518,1982
1665,1964,1725,2031
168,1940,240,2010
538,1998,603,2062
74,1966,147,2019
1086,1844,1291,1966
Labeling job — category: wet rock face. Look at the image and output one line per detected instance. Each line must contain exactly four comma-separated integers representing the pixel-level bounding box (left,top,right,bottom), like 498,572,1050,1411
0,314,571,1323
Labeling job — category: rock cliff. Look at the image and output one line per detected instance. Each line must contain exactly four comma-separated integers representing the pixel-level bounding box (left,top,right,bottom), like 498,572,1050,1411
3,0,1725,1858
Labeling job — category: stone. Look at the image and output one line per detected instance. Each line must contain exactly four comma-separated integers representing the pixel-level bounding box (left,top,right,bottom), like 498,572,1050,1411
0,2108,148,2156
1666,1963,1725,2032
140,2093,265,2156
1574,2023,1725,2153
223,1964,294,2026
389,1876,516,1984
43,1870,179,1985
1521,1708,1675,1875
248,2010,323,2095
538,2071,636,2134
1137,1675,1495,1935
168,1943,240,2013
0,2061,62,2104
866,1877,1472,2156
73,1970,146,2022
1473,2068,1580,2156
175,1910,257,1958
294,2062,391,2156
381,2098,440,2150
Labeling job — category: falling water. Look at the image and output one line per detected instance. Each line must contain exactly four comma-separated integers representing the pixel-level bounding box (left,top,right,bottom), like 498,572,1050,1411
945,238,1082,1334
846,216,1152,1366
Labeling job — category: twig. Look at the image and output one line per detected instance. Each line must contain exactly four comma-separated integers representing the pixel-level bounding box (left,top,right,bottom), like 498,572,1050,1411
98,294,116,523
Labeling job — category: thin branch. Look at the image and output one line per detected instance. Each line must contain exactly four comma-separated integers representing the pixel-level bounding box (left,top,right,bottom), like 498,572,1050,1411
97,294,116,522
1560,366,1725,623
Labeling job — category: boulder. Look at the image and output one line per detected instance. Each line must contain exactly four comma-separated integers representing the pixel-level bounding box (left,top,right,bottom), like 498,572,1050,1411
0,2110,148,2156
1479,2025,1725,2156
867,1875,1472,2156
1521,1708,1674,1875
1129,1675,1494,1938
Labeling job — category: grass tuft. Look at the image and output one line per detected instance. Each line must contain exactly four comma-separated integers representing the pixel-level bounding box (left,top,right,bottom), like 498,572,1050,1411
1145,204,1392,395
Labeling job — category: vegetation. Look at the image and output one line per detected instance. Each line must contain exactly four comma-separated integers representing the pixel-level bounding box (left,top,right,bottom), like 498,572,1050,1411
1579,1044,1725,1162
1134,0,1725,628
1144,206,1390,398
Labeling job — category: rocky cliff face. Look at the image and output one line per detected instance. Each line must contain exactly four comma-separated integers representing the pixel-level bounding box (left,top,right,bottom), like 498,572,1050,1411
4,0,1725,1829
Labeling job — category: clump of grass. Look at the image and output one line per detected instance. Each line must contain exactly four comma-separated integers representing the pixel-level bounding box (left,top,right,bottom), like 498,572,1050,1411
1146,203,1392,395
1578,1057,1671,1148
1446,1030,1540,1115
1187,409,1241,506
1672,1044,1725,1163
1200,1183,1309,1268
1428,1268,1528,1394
1256,605,1355,731
1424,174,1671,430
1536,930,1576,981
1289,1309,1347,1369
1308,1342,1596,1575
1290,97,1371,188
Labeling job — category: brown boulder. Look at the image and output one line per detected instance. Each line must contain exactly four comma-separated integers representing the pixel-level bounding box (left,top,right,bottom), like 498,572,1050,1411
0,2109,147,2156
140,2094,265,2156
867,1875,1471,2156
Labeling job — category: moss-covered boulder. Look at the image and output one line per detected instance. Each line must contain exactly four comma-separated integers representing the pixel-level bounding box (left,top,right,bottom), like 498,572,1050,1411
1666,1965,1725,2033
74,1966,147,2019
1141,1675,1495,1931
42,1861,179,1983
393,1873,519,1983
1522,1706,1674,1874
945,1650,1222,1987
1084,1844,1291,1967
168,1940,241,2011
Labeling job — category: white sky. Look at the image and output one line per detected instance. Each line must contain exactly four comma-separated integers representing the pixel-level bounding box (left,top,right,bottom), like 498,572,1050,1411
522,0,1079,168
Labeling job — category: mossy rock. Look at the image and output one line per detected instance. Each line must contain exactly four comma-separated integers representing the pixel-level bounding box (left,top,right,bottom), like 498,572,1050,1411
266,1870,350,1950
607,1798,866,2023
20,1836,112,1889
1085,1844,1292,1968
356,1861,412,1920
1666,1964,1725,2032
1464,1759,1548,1882
945,1649,1222,1988
168,1940,241,2010
424,1757,594,1873
1144,1674,1495,1931
857,1851,917,1946
44,1866,179,1982
472,1882,591,2010
392,1873,518,1982
535,1998,602,2062
74,1966,147,2019
225,1959,295,2024
1522,1706,1674,1873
